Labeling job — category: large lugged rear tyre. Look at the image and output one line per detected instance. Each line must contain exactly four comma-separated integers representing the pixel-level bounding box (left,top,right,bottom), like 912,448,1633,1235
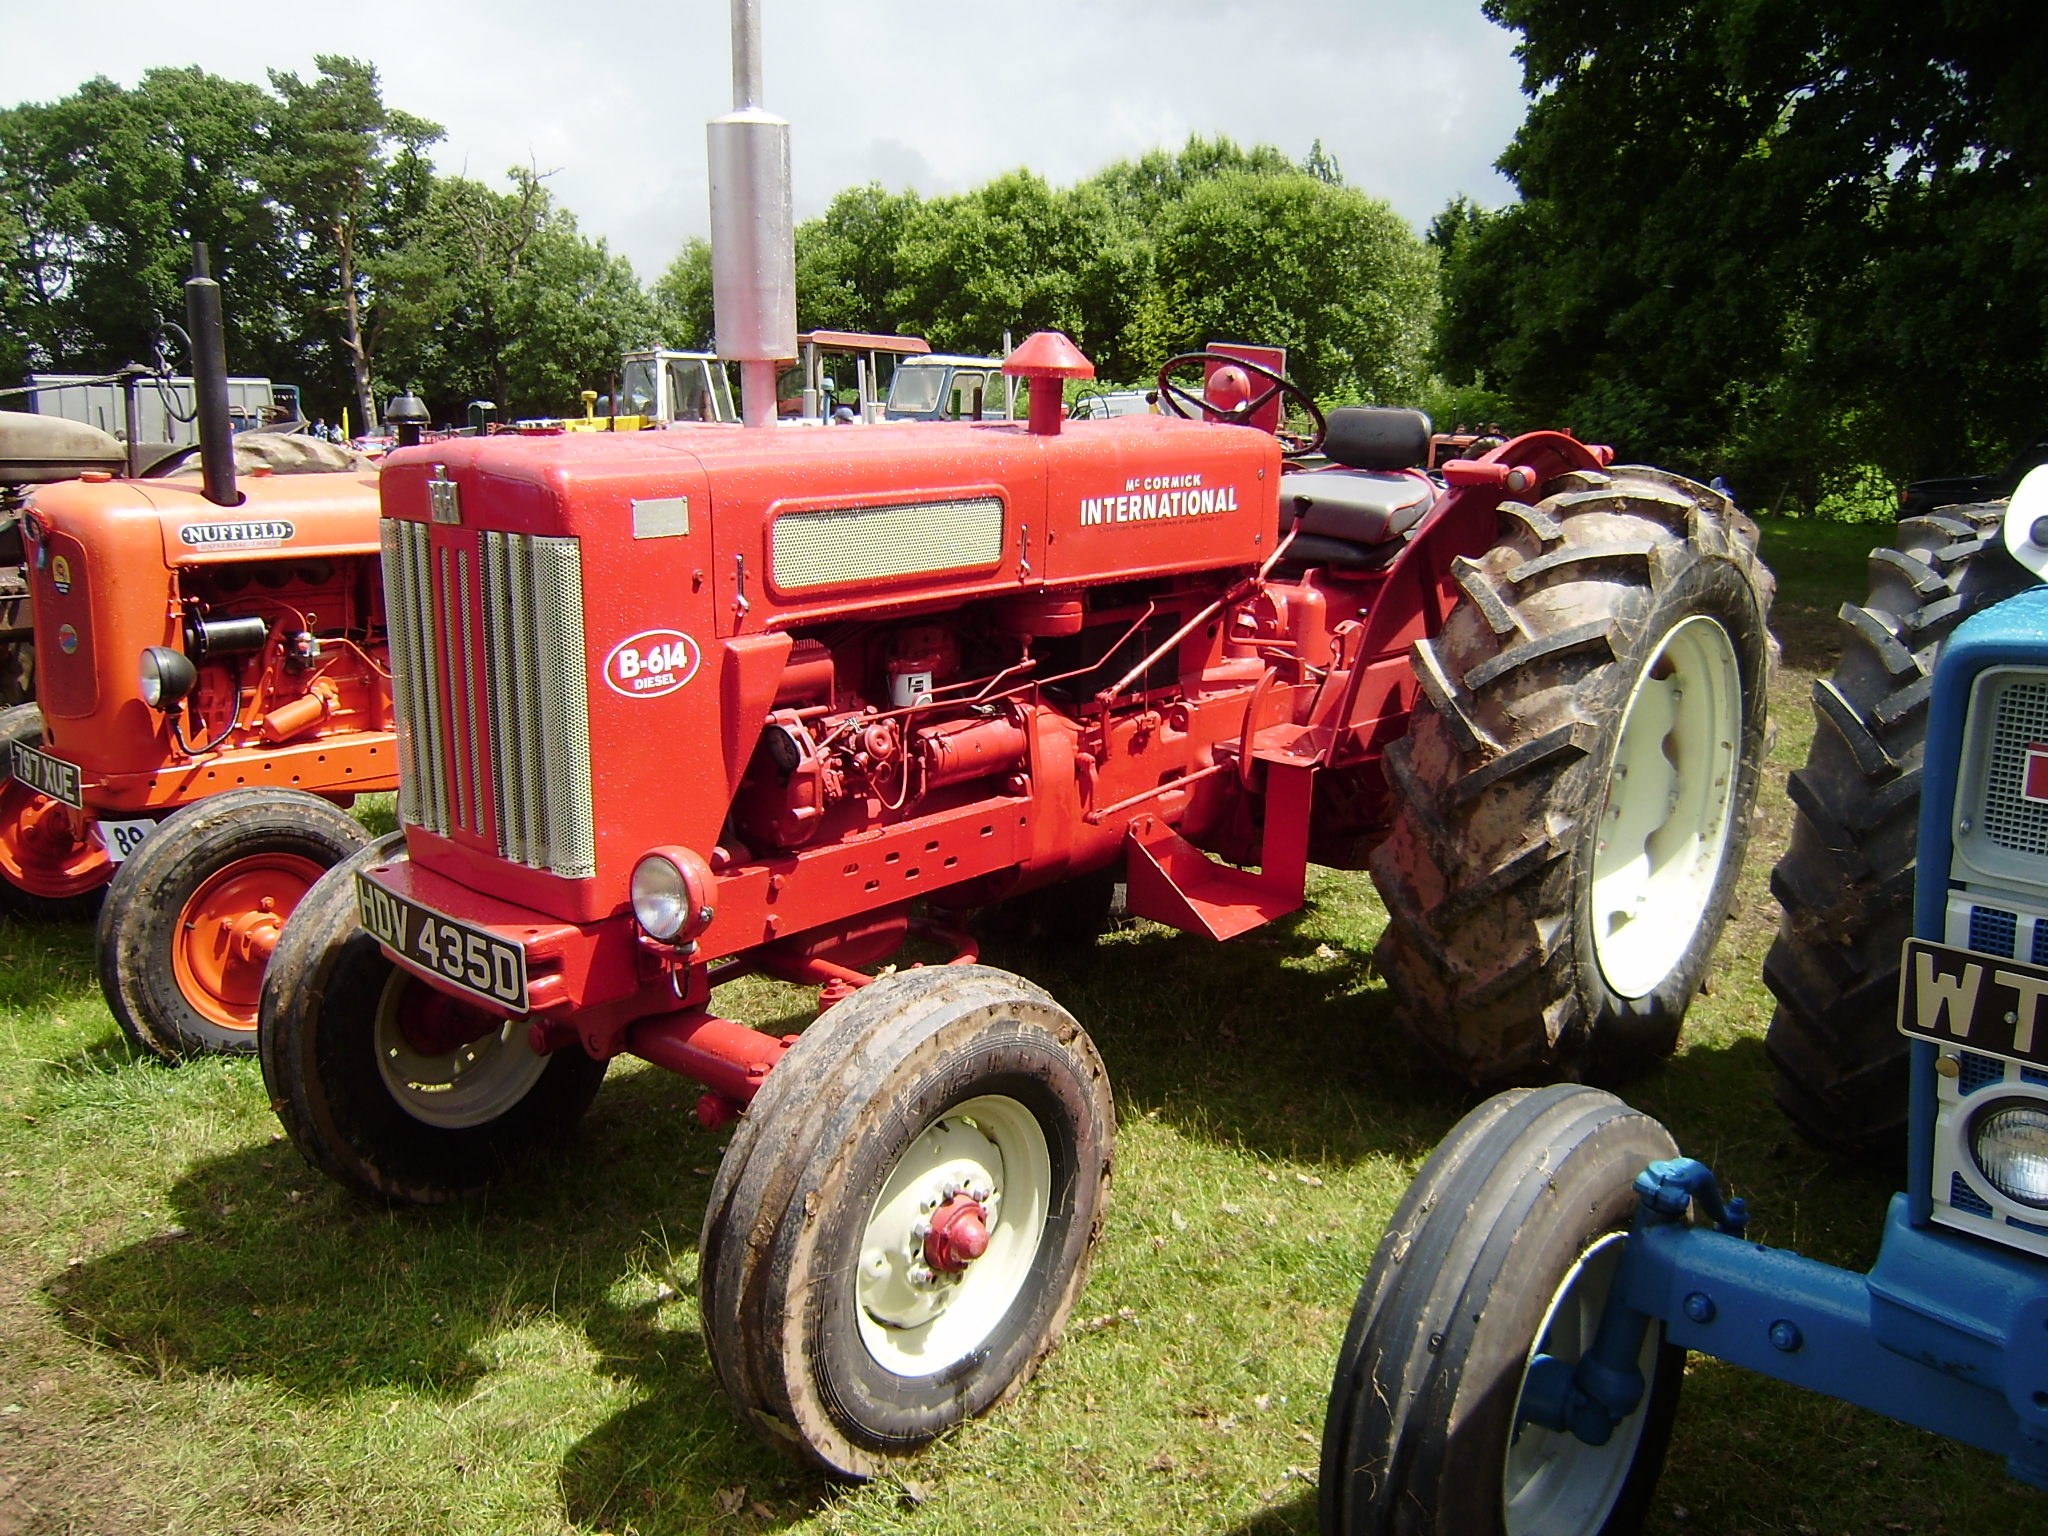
97,787,368,1061
1371,468,1774,1084
1764,505,2030,1153
1320,1084,1684,1536
258,835,607,1203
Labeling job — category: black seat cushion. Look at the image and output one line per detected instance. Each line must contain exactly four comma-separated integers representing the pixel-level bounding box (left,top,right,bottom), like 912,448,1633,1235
1322,406,1432,471
1280,467,1435,546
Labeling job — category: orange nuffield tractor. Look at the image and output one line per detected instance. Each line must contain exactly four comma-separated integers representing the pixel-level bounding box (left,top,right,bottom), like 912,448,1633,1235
1,255,395,1059
256,4,1775,1479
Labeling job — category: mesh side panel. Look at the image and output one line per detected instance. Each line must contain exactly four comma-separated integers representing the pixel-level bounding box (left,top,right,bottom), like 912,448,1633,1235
771,497,1004,589
383,519,447,834
529,537,595,879
1951,1172,1995,1217
1970,905,2018,957
458,545,482,832
1982,680,2048,855
1960,1051,2008,1095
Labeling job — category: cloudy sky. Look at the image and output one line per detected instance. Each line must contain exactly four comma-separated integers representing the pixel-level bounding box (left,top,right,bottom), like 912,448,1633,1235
4,0,1531,283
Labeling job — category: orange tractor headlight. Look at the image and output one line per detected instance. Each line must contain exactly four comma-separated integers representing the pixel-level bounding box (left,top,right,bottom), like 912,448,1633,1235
139,646,198,711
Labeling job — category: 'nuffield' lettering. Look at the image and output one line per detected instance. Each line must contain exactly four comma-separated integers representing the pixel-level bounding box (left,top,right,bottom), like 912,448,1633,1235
179,520,295,547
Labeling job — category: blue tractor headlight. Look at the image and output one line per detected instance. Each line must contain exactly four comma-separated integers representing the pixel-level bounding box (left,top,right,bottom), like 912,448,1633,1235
1970,1099,2048,1208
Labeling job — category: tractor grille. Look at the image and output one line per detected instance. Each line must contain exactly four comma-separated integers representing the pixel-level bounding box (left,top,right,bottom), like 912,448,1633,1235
1981,679,2048,856
380,519,596,878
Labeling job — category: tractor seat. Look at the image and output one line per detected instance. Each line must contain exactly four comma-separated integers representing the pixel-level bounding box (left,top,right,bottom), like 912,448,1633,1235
1279,466,1436,548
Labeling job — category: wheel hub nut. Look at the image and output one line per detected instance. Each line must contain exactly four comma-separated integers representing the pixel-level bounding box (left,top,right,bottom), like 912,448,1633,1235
923,1193,991,1273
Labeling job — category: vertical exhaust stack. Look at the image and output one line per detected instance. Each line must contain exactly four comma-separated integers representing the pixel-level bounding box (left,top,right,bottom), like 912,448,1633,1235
184,242,241,507
708,0,796,430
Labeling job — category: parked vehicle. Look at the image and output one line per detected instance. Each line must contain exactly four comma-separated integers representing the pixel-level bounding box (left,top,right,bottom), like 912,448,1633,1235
883,353,1019,421
1322,468,2048,1534
256,4,1775,1481
1,250,396,1063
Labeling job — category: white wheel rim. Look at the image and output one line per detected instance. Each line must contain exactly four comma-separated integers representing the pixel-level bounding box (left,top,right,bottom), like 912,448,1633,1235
855,1094,1052,1376
1504,1232,1661,1534
1589,614,1742,998
373,970,548,1129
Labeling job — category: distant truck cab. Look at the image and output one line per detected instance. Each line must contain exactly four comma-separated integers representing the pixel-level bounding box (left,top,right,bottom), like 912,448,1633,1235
883,354,1018,421
610,350,738,427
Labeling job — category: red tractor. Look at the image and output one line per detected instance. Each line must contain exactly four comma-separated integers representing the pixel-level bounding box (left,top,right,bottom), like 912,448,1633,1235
0,254,396,1060
255,5,1773,1477
258,336,1774,1474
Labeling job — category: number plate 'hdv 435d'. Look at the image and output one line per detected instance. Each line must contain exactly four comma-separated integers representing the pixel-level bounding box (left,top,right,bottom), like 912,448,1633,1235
356,872,528,1013
1899,937,2048,1069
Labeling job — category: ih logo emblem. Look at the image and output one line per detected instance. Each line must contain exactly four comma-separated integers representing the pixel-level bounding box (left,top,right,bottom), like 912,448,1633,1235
2027,744,2048,804
427,465,461,524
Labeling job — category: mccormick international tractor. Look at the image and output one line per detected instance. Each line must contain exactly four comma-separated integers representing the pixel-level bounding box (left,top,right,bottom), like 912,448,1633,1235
1321,465,2048,1534
252,0,1775,1480
0,252,397,1061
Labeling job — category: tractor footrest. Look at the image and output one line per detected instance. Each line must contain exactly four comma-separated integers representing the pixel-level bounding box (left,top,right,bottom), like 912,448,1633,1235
1121,759,1313,941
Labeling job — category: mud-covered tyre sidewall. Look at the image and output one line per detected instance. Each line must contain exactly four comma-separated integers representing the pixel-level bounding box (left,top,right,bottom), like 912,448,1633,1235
98,787,367,1061
1320,1084,1683,1536
1370,469,1774,1084
0,702,107,921
1572,551,1773,1074
1764,505,2031,1153
257,835,606,1203
699,965,1114,1478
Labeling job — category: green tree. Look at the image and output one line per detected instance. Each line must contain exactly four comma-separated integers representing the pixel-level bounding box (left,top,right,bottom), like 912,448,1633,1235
262,56,440,431
1443,0,2048,501
1136,171,1438,404
652,237,715,350
0,69,292,385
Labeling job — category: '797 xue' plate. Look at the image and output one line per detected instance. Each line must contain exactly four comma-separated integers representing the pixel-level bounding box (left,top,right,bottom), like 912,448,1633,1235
356,872,528,1013
10,741,81,808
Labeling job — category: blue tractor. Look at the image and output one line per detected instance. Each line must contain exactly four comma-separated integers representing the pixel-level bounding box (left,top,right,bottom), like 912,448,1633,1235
1322,467,2048,1534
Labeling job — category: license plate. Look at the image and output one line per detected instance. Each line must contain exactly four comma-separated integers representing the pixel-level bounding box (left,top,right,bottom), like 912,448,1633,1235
1899,937,2048,1068
97,818,157,863
11,741,81,808
356,872,528,1013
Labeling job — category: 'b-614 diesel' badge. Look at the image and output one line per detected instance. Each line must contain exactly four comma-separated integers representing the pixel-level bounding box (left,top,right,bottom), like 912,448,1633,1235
603,629,701,699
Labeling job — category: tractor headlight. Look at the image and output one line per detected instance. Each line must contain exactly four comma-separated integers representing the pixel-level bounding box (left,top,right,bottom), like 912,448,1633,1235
630,846,714,946
139,646,198,710
1970,1100,2048,1208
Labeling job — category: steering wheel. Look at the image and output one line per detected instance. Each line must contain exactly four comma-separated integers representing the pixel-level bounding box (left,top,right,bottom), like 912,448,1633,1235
1155,351,1326,457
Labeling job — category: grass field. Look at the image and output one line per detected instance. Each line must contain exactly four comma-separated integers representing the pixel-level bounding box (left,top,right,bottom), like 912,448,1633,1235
2,516,2044,1535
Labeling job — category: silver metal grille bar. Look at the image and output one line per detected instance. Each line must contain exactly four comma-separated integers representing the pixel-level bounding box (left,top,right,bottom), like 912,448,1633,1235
379,518,448,834
528,536,595,878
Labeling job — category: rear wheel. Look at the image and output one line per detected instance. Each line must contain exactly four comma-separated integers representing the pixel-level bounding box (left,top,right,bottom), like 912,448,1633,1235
0,703,109,921
1371,468,1774,1083
258,835,606,1202
1320,1084,1683,1535
699,965,1114,1477
98,787,367,1061
1764,505,2030,1152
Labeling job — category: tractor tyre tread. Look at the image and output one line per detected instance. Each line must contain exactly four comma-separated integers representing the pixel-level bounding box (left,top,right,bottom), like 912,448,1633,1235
1369,467,1775,1085
1764,502,2029,1153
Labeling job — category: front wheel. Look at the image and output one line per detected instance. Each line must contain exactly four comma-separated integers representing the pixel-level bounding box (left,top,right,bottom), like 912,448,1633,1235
257,835,607,1203
1371,467,1775,1083
699,965,1114,1477
1321,1084,1683,1535
98,787,368,1061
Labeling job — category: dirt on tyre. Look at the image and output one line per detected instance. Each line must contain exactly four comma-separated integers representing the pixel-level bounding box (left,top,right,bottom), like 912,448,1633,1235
98,786,368,1061
258,833,607,1203
1370,467,1775,1084
1763,504,2030,1154
0,702,110,921
699,964,1114,1478
1320,1084,1683,1535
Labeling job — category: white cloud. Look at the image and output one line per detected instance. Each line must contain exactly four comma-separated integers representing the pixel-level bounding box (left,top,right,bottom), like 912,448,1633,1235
0,0,1527,280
